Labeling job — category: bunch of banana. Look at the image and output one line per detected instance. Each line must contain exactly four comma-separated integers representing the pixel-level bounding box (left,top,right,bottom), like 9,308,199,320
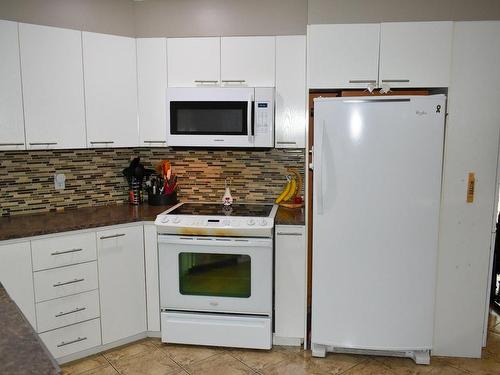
275,169,303,204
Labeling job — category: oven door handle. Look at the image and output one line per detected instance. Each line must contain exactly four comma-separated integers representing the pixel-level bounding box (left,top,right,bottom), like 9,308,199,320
157,235,272,248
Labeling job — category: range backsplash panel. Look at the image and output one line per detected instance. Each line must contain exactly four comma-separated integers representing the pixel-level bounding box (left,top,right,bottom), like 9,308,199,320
0,148,304,216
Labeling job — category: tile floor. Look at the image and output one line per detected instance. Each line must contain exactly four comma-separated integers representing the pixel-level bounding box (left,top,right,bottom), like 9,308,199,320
62,310,500,375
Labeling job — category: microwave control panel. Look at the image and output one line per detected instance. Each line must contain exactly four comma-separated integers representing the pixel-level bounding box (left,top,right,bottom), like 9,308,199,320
255,102,270,134
253,87,274,147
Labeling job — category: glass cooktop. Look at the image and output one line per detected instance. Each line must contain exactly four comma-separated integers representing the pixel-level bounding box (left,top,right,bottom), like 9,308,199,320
167,203,274,217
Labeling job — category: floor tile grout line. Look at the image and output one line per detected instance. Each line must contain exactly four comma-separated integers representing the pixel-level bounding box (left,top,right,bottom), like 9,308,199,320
222,351,263,374
101,353,123,375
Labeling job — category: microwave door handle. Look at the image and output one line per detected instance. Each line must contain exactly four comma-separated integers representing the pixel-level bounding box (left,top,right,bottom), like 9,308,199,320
248,95,254,143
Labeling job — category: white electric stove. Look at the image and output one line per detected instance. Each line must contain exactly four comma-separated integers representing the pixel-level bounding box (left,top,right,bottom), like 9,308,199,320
155,202,278,350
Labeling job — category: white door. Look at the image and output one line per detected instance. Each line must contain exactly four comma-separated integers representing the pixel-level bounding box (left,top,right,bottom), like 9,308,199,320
274,225,306,341
144,224,160,332
19,23,86,149
83,32,138,148
308,24,380,89
158,235,272,315
167,37,220,87
312,96,445,351
137,38,168,147
275,35,306,149
0,242,37,329
97,226,146,344
221,36,275,87
379,22,453,88
0,20,25,150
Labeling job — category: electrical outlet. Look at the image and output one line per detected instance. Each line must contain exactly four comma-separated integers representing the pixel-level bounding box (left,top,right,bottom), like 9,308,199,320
54,173,66,190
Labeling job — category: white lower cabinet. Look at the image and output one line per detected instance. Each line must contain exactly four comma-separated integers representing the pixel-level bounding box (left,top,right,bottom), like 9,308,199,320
97,225,147,345
144,224,160,333
0,241,37,328
36,289,100,333
274,225,306,344
40,318,102,359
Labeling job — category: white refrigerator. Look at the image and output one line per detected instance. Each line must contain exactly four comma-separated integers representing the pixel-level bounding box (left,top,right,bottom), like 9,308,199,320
311,95,446,364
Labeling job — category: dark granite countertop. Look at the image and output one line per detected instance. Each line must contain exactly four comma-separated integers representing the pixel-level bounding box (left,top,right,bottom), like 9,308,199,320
0,283,60,374
0,203,304,242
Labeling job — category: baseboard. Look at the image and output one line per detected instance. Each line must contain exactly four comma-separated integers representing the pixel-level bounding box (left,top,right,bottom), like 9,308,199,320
273,334,303,346
147,331,161,338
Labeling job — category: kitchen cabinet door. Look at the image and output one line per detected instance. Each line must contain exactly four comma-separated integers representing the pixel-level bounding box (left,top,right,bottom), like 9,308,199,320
83,32,138,148
308,24,380,89
19,23,86,150
275,36,306,149
137,38,168,147
221,36,275,87
144,224,160,333
0,242,37,329
97,226,146,344
0,20,25,150
167,37,220,87
379,22,453,88
274,225,306,344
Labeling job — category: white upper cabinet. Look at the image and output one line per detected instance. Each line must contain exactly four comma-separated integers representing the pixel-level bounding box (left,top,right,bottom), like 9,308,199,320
0,20,25,150
308,24,380,89
275,35,306,148
221,36,275,87
379,22,453,88
137,38,168,147
167,37,220,87
83,32,138,148
19,23,86,150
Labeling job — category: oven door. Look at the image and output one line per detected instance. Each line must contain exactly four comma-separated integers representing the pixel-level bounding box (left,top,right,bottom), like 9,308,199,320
158,235,272,315
166,87,255,147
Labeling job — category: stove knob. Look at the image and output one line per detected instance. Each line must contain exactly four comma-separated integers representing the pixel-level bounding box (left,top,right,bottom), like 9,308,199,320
259,219,267,226
161,217,170,223
172,216,181,224
247,219,255,226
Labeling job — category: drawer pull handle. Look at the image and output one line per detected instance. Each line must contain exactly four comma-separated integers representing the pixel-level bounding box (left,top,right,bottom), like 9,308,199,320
90,141,114,144
277,141,297,145
0,142,24,146
55,306,86,317
143,140,166,144
29,142,58,146
194,80,219,84
51,248,83,256
100,233,126,240
57,336,87,347
349,80,377,84
222,80,246,83
381,79,410,83
277,232,303,236
53,278,85,287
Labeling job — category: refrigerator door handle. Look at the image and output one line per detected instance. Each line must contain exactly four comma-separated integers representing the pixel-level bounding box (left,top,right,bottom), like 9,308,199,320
316,120,325,215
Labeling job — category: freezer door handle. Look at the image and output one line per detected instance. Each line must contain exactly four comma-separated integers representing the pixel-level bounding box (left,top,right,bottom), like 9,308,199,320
316,120,325,215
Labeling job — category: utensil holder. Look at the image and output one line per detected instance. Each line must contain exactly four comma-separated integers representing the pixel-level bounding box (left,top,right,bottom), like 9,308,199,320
148,191,178,206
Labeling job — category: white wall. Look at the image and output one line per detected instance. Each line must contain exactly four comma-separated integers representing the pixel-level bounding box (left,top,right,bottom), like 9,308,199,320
434,21,500,357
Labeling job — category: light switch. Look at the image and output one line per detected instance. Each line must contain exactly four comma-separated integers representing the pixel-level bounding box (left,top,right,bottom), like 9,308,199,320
54,173,66,190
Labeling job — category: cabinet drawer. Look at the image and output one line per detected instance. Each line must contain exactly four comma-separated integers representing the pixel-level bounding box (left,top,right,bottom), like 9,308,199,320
34,262,98,302
40,318,101,359
36,290,100,333
32,232,97,271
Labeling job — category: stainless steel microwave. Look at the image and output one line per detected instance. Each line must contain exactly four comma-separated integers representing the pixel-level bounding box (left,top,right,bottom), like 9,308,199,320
166,87,274,148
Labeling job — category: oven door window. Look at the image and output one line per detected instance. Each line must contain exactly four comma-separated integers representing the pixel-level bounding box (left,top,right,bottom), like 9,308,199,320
170,101,248,135
178,253,251,298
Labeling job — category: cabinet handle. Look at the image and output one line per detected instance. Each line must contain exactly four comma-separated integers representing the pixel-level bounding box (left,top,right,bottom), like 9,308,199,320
143,140,166,144
0,143,24,146
57,336,87,347
348,80,377,84
90,141,114,145
51,248,83,256
53,278,85,287
194,80,219,84
100,233,125,240
29,142,58,146
222,80,246,83
55,306,86,318
381,79,410,83
277,141,297,145
277,232,303,236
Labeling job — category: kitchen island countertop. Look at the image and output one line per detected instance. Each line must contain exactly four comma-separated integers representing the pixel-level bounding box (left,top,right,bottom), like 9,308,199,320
0,203,305,242
0,283,61,374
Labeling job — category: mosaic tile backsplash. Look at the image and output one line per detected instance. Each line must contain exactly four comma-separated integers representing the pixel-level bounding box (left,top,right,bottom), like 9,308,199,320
0,148,305,216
